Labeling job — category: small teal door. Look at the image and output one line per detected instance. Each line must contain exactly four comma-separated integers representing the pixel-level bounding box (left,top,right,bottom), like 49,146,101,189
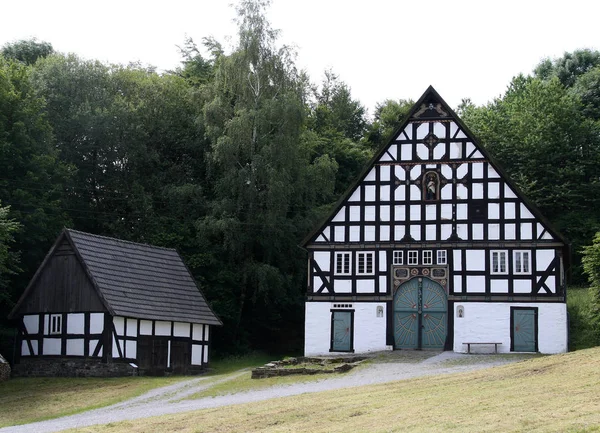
394,277,447,349
512,308,537,352
331,311,353,351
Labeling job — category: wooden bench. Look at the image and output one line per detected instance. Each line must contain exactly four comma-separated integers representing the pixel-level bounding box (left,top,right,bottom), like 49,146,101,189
463,342,502,354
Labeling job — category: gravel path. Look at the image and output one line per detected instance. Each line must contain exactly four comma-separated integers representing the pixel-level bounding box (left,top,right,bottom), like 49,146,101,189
0,351,530,432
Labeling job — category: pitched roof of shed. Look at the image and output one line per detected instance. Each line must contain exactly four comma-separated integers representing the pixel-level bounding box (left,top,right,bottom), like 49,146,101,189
10,229,221,325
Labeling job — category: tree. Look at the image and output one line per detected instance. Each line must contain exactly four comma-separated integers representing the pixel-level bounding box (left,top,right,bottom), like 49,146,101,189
534,49,600,88
571,66,600,121
581,232,600,343
1,39,54,65
363,98,414,150
0,202,20,308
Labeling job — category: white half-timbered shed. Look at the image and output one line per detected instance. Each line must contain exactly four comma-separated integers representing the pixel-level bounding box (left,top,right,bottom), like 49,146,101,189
303,86,568,356
9,229,221,376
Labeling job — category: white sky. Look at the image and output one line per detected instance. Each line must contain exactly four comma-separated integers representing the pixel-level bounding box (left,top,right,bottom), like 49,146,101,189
2,0,599,114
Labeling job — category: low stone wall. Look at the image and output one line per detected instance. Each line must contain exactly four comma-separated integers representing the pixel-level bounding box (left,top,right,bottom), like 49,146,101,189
251,356,366,379
12,358,138,378
0,354,10,381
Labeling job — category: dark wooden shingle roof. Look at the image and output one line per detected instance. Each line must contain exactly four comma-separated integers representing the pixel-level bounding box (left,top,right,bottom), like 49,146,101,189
64,229,221,325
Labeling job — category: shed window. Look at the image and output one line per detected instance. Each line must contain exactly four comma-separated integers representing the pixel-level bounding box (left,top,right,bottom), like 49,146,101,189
393,250,403,265
356,252,374,275
437,250,447,265
408,250,418,265
514,251,531,274
49,314,62,335
491,250,508,274
335,252,351,275
423,250,433,265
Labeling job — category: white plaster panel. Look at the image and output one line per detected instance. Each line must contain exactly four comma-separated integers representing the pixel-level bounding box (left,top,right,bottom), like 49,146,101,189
410,205,421,221
349,206,360,221
21,340,30,357
379,251,387,272
43,338,61,355
204,326,210,341
417,143,428,160
23,315,39,335
203,345,209,364
466,276,485,292
323,226,331,241
364,226,376,242
395,165,406,180
394,226,405,241
425,205,436,220
488,203,500,220
395,186,406,201
465,142,476,158
379,152,392,162
434,143,445,159
490,279,508,293
441,224,452,240
113,316,125,336
441,164,453,179
348,189,360,202
520,204,534,219
388,145,397,160
112,337,121,358
545,277,556,293
365,206,376,221
521,223,533,240
488,182,500,199
314,251,330,272
505,203,516,219
315,235,326,242
457,184,468,199
173,322,190,337
542,232,554,240
357,280,375,293
434,122,445,138
441,204,452,220
334,226,345,242
416,123,427,139
466,250,485,271
426,225,436,241
441,185,452,200
332,207,345,222
88,340,101,357
489,224,500,240
155,321,171,336
472,224,484,240
193,324,204,341
453,275,463,293
394,205,405,221
140,320,153,335
456,164,468,179
505,185,517,198
471,183,483,199
334,280,352,293
379,276,387,293
472,163,484,179
453,250,462,271
365,186,376,202
349,226,360,242
536,223,544,239
126,340,137,359
66,339,84,356
457,203,467,220
514,280,532,293
365,168,376,181
380,165,390,181
453,302,567,354
536,250,554,270
450,122,458,138
450,142,462,159
505,224,516,240
399,126,411,140
488,167,500,178
410,185,421,200
380,226,390,241
191,344,203,365
380,206,390,221
457,224,468,239
380,185,390,202
44,315,49,336
410,225,421,241
312,277,321,292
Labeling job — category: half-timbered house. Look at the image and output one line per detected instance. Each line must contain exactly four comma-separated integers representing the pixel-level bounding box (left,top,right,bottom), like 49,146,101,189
9,229,221,376
303,86,568,355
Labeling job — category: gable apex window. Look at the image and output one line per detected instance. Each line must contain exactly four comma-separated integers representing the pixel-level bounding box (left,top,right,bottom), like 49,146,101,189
514,251,531,274
423,250,433,265
49,314,62,335
437,250,447,265
335,252,352,275
356,252,375,275
393,250,403,265
491,250,508,274
408,250,418,265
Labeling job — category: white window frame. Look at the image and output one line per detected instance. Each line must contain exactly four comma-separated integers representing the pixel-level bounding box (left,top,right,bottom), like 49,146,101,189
437,250,447,265
356,252,375,275
491,250,508,275
393,250,403,265
423,250,433,265
514,250,531,274
49,314,62,335
334,252,352,275
408,250,418,265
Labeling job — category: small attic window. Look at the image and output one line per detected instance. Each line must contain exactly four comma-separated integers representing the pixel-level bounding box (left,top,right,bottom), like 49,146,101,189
49,314,62,335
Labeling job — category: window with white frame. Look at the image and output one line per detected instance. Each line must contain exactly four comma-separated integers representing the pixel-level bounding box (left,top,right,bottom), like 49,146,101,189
49,314,62,335
491,250,508,274
356,252,375,275
393,250,403,265
408,250,418,265
335,252,352,275
514,250,531,274
423,250,433,265
437,250,447,265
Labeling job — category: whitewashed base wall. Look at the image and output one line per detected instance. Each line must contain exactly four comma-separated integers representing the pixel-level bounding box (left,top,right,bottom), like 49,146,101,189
453,302,567,354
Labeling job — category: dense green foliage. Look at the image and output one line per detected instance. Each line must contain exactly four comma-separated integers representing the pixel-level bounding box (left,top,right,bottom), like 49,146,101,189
1,4,599,354
582,233,600,339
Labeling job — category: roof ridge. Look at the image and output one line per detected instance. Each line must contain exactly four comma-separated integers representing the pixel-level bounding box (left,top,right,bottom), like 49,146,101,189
66,229,177,252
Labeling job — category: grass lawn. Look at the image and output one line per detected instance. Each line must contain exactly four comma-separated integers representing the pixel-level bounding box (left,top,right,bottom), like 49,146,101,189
0,376,189,427
72,347,600,433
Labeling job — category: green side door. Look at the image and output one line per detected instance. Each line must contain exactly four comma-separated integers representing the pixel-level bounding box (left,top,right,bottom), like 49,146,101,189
331,311,353,352
512,308,537,352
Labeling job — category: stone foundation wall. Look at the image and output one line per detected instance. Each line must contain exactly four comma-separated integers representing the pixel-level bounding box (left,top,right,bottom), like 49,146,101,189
0,354,10,381
12,358,137,378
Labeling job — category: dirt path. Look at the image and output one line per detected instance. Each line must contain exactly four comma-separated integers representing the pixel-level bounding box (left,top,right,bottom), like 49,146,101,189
0,352,533,433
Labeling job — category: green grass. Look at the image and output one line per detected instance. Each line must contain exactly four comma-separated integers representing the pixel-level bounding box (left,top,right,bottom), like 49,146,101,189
70,346,600,433
0,375,189,427
568,286,599,350
207,352,275,375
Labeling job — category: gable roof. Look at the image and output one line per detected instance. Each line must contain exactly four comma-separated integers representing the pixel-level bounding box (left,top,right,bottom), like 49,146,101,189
302,85,569,248
10,229,222,326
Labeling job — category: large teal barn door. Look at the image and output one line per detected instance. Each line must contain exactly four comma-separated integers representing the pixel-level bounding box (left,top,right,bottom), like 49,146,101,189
511,308,537,352
394,277,447,349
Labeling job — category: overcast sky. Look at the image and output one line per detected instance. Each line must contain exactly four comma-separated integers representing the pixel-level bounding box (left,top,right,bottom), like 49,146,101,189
2,0,599,114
